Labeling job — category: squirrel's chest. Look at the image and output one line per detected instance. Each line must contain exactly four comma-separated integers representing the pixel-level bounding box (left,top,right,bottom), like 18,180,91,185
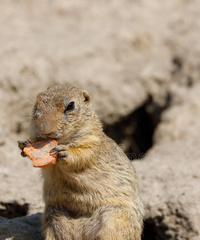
43,171,100,215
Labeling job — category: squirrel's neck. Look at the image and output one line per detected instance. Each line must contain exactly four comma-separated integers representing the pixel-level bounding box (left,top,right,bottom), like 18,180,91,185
66,113,103,147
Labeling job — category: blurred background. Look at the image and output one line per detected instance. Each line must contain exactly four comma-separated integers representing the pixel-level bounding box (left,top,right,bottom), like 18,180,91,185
0,0,199,239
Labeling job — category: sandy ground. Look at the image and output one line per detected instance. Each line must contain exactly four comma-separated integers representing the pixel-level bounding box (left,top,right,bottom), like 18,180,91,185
0,0,200,239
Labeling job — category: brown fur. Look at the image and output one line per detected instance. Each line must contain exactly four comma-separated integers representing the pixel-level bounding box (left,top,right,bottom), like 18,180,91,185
29,84,144,240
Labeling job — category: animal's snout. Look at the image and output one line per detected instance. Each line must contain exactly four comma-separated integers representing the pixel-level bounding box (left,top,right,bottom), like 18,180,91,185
39,122,54,135
33,112,58,136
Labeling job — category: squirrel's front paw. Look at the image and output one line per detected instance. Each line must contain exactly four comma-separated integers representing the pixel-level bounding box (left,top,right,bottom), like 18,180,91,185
50,145,68,161
18,140,31,157
18,140,31,150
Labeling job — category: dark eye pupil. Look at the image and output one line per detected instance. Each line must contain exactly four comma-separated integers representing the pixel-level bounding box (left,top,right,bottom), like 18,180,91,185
64,101,75,113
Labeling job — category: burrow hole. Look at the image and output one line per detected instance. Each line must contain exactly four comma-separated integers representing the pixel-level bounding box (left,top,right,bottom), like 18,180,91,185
0,201,29,218
142,217,171,240
104,94,171,160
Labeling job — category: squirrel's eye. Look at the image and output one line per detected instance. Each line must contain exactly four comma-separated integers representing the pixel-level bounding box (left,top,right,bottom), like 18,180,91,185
64,101,75,114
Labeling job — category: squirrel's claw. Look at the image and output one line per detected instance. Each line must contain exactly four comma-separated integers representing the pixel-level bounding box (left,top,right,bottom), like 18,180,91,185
50,145,68,161
21,151,26,157
18,140,31,158
18,140,31,150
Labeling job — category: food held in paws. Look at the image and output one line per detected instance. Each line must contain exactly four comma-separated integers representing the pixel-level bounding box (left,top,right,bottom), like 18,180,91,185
22,140,58,168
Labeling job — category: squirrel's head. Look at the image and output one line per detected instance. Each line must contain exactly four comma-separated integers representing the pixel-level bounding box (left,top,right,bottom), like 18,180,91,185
31,84,99,143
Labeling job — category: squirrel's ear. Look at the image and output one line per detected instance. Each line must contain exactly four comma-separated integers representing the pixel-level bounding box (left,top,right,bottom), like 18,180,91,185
83,91,90,103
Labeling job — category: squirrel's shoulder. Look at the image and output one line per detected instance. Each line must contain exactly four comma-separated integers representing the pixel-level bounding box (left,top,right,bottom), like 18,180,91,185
99,133,131,163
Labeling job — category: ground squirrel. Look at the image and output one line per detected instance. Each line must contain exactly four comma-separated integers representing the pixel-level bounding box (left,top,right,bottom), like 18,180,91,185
21,84,144,240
